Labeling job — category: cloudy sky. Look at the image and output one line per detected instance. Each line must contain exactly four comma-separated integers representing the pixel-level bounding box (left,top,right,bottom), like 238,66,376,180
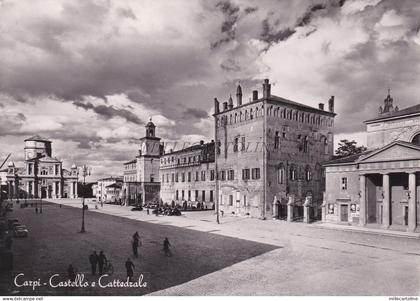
1,0,420,180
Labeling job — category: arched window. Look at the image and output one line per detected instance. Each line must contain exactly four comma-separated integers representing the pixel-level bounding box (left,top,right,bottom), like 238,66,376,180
303,136,309,153
278,163,285,184
323,137,328,155
305,166,312,181
255,107,259,117
412,133,420,146
250,108,253,119
290,165,296,181
234,113,238,123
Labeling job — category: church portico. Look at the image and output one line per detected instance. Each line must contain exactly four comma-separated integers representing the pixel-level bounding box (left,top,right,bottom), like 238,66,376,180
360,169,418,231
326,140,420,233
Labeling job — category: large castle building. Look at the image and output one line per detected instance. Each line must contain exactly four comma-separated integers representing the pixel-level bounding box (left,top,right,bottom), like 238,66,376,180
121,79,336,221
214,79,336,219
6,136,79,199
324,91,420,232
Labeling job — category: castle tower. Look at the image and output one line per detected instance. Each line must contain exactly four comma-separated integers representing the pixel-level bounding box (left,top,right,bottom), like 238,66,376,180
136,118,161,204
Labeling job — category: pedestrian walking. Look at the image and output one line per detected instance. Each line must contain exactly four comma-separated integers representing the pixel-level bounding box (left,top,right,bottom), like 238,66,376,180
98,251,107,275
147,208,150,215
125,258,135,282
163,237,171,257
133,231,140,242
68,264,76,282
132,239,139,257
89,251,98,275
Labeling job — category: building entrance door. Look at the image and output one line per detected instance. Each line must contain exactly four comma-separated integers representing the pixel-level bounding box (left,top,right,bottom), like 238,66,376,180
340,204,348,222
404,206,408,226
41,187,47,198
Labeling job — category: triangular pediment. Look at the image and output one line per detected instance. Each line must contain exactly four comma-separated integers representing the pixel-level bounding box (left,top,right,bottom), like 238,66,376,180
359,141,420,163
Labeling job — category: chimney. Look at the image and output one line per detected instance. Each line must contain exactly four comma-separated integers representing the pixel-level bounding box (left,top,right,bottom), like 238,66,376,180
262,78,271,98
318,103,324,110
236,84,242,106
214,98,220,114
252,90,258,101
228,95,233,110
328,96,335,113
223,102,228,111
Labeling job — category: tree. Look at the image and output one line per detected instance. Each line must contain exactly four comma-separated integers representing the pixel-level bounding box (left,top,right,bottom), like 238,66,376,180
335,139,367,158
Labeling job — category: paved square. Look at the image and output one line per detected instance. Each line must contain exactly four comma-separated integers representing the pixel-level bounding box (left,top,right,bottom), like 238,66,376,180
0,202,277,296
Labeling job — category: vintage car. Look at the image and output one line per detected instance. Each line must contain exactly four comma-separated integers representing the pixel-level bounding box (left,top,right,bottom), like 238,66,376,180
13,225,29,237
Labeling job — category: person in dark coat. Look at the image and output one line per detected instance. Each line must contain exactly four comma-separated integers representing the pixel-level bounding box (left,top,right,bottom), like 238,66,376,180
89,251,98,275
98,251,107,275
163,237,171,257
68,264,76,282
125,258,135,282
132,238,139,257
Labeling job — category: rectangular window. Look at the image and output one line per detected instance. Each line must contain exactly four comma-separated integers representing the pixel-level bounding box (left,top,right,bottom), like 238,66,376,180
242,169,250,180
182,173,185,182
210,190,214,202
188,190,191,201
252,168,260,180
216,140,221,155
241,136,246,151
175,173,179,182
162,175,165,183
229,195,233,206
233,137,239,152
202,190,206,202
220,170,226,181
341,177,348,190
228,170,235,180
210,170,215,181
243,195,247,207
201,171,206,181
166,174,169,182
195,171,199,181
195,190,198,200
176,190,179,200
172,173,174,182
182,190,184,200
188,172,191,182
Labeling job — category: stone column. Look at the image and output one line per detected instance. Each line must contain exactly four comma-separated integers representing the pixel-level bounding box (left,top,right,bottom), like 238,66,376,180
408,172,417,232
26,182,30,198
13,180,18,198
382,173,390,229
272,199,278,219
57,181,62,198
287,196,294,222
69,181,74,198
8,181,12,199
75,182,78,198
321,200,327,222
359,174,366,226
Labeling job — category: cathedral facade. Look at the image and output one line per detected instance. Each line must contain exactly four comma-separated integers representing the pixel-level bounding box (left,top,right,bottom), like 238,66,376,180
6,136,79,199
324,92,420,232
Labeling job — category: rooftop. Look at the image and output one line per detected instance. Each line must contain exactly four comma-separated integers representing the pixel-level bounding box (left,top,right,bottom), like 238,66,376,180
24,135,51,142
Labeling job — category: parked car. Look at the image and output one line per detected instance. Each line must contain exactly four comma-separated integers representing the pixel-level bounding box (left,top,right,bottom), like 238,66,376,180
11,222,21,230
13,225,29,237
131,206,143,211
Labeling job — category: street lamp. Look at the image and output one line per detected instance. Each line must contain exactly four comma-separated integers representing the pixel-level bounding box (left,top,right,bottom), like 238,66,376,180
80,165,91,233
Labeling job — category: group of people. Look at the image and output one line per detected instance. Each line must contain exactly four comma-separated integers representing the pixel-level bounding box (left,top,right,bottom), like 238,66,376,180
89,250,107,275
67,233,172,283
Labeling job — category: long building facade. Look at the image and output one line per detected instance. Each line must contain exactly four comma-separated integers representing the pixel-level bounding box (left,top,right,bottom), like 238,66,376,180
160,141,216,209
6,136,79,199
214,79,336,219
324,92,420,231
